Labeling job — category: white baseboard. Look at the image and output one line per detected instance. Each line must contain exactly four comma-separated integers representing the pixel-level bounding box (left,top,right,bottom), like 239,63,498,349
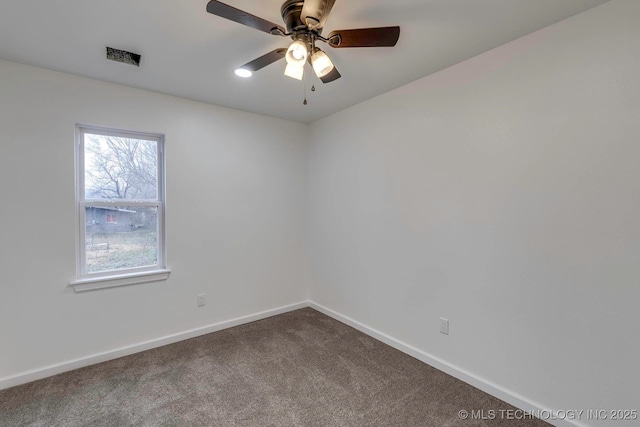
0,300,590,427
0,301,308,391
308,302,588,427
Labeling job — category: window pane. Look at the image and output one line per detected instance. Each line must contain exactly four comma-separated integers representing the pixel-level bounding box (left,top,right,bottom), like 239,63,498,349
84,134,158,200
85,206,159,273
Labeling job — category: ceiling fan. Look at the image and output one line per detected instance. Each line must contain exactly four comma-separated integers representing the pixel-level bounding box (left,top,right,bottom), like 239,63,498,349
206,0,400,83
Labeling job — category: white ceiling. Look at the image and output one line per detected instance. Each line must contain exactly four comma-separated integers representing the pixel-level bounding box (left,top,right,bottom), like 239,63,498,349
0,0,610,123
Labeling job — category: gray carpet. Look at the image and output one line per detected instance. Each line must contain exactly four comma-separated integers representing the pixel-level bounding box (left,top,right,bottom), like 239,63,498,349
0,308,549,426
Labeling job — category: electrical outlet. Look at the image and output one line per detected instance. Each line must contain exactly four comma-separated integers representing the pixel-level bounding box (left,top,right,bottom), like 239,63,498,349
439,317,449,335
197,294,206,307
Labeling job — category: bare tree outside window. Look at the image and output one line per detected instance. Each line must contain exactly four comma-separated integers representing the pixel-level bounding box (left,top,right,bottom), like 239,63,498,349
84,135,158,200
77,128,165,277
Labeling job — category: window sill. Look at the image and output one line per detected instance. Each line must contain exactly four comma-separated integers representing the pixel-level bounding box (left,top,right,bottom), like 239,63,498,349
70,269,171,292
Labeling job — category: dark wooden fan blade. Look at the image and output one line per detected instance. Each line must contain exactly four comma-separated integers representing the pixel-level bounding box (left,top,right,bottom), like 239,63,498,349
206,0,285,35
239,49,286,72
319,66,341,83
327,26,400,48
301,0,337,30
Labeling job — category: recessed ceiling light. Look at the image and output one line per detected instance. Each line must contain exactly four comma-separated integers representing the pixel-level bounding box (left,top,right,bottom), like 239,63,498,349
234,68,253,78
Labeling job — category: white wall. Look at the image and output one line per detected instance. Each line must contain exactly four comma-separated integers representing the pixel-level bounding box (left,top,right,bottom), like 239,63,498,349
308,0,640,425
0,60,309,381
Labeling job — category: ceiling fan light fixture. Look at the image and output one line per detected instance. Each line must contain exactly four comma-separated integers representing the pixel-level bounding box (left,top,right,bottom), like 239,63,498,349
284,63,304,80
234,68,253,78
206,0,400,85
311,49,334,78
285,39,308,66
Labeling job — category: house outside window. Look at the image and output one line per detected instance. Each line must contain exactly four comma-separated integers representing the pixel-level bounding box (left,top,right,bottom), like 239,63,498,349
72,125,169,291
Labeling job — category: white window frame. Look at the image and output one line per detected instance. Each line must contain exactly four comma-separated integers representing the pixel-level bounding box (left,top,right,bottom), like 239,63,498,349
71,124,170,292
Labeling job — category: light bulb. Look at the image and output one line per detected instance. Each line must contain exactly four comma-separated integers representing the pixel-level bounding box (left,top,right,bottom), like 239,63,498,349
311,49,334,78
286,40,308,66
284,63,304,80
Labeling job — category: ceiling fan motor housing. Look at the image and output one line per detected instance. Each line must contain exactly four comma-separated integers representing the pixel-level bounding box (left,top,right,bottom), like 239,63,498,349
281,0,311,33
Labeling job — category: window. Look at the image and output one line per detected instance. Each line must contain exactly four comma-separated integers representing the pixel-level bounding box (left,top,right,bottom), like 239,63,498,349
72,125,169,291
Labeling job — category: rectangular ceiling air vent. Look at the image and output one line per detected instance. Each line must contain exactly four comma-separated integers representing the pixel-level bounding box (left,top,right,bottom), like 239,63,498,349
106,47,141,67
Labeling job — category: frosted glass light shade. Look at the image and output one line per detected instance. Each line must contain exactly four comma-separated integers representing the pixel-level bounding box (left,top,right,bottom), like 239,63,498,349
284,63,304,80
311,50,334,78
285,40,308,66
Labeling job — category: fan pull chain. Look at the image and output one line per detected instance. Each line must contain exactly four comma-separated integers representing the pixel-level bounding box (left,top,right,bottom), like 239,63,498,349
303,70,308,105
